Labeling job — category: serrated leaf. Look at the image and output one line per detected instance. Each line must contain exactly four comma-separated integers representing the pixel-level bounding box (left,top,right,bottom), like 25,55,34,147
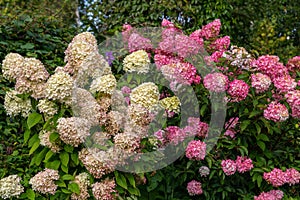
27,112,42,129
59,151,69,166
116,173,127,189
125,173,136,188
35,148,48,166
29,140,40,155
62,174,74,181
49,132,60,142
26,189,35,200
24,129,31,144
257,141,266,151
257,134,269,141
68,183,80,194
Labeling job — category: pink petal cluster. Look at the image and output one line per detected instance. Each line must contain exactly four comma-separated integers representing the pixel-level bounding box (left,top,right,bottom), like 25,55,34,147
209,36,231,52
165,126,186,145
173,62,201,84
263,168,300,187
186,180,203,196
209,50,225,63
252,55,288,79
263,102,289,122
251,73,272,93
185,140,207,161
254,190,284,200
286,55,300,73
224,117,239,138
221,159,237,176
285,90,300,119
92,179,117,200
199,19,221,40
227,79,250,102
154,52,181,68
189,30,204,46
185,117,209,138
235,156,254,173
128,33,153,52
203,72,229,92
273,75,297,93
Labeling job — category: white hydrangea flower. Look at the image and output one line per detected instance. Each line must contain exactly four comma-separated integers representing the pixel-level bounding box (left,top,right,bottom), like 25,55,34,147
1,53,24,81
4,90,31,117
0,175,24,199
90,74,117,94
123,50,150,73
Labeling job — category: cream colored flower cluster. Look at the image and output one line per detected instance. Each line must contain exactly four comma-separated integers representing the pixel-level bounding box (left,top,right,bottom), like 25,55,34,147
39,130,61,153
130,82,160,110
2,53,50,99
1,53,24,81
29,168,59,195
90,74,117,95
71,173,90,200
0,175,24,199
45,70,73,104
92,179,117,200
105,111,126,136
78,148,114,179
74,51,112,88
159,96,181,113
4,90,31,117
123,50,150,73
64,32,98,77
114,132,141,153
37,99,58,116
128,104,152,126
57,117,91,147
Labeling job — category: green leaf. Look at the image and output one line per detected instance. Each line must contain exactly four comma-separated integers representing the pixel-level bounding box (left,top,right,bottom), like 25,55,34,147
71,153,79,165
21,43,35,49
24,129,31,144
49,132,60,142
257,141,266,151
257,134,269,141
45,150,55,161
59,151,69,166
55,179,66,187
62,174,74,181
29,140,40,155
28,134,39,147
35,148,48,166
46,160,60,170
68,183,80,194
127,187,140,196
240,120,251,132
27,112,42,129
26,189,35,200
125,173,136,188
61,164,68,173
61,188,72,194
116,173,128,189
64,145,74,153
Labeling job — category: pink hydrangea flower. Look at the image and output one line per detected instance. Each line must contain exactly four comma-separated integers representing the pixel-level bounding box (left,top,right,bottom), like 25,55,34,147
165,126,186,145
235,156,253,173
263,102,289,122
128,33,153,52
203,72,229,92
199,19,221,40
209,36,230,52
221,159,237,175
263,168,287,187
187,180,203,196
254,190,284,200
286,55,300,74
251,73,272,93
185,140,207,161
285,168,300,186
185,117,209,138
225,117,239,130
189,30,204,46
273,75,297,93
224,129,236,138
227,79,250,102
252,55,288,79
209,50,225,63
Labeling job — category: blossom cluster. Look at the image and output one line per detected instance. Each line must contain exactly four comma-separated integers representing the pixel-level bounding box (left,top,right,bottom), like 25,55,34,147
71,173,90,200
29,169,59,195
221,156,253,175
263,168,300,187
92,179,117,200
186,180,203,196
0,175,24,199
254,190,284,200
263,102,289,122
185,140,207,161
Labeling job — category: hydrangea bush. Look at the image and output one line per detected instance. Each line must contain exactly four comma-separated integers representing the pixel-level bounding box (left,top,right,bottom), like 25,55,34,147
0,18,300,200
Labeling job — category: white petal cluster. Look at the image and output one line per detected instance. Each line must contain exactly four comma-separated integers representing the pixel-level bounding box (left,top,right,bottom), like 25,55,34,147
1,53,24,81
4,90,31,117
90,74,117,95
123,50,150,73
159,96,181,113
130,82,160,110
0,175,24,199
37,99,58,116
39,130,61,153
29,169,59,195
